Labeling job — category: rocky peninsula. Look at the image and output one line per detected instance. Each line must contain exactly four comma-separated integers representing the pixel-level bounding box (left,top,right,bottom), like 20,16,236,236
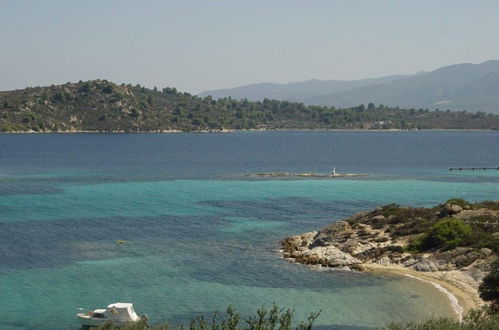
281,199,498,317
248,172,367,178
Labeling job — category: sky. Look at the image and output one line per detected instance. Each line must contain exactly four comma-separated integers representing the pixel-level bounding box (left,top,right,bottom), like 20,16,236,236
1,0,499,94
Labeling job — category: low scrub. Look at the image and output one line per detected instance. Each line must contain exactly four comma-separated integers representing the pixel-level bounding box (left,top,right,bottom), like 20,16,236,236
474,200,499,211
381,306,499,330
90,305,320,330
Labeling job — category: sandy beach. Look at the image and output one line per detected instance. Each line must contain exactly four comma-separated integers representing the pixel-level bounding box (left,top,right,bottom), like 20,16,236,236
363,263,485,320
284,257,484,321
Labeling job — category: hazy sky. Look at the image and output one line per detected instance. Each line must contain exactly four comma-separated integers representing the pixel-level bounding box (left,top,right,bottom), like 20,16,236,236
1,0,499,93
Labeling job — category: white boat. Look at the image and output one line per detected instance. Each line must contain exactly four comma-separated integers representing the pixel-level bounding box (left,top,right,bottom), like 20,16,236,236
76,302,147,327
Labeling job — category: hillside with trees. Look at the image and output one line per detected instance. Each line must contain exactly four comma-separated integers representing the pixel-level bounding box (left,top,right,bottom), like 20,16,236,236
1,80,498,132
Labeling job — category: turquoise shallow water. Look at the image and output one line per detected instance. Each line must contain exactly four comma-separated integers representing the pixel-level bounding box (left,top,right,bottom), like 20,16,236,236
0,131,498,329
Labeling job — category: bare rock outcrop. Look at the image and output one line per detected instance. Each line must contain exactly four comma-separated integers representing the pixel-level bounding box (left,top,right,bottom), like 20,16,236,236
281,201,498,276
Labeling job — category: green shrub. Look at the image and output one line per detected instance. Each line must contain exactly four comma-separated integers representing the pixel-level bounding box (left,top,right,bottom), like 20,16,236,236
445,198,471,208
479,259,499,311
387,245,404,253
407,234,428,253
381,204,400,217
429,218,472,249
52,92,65,103
408,218,472,252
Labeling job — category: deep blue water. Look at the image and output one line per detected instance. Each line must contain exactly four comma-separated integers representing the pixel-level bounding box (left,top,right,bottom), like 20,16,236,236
0,131,497,330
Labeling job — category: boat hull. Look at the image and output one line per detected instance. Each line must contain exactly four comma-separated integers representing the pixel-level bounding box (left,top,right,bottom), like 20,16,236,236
76,313,130,327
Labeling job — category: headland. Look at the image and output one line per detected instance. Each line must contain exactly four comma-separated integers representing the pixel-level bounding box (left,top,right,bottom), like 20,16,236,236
280,200,498,319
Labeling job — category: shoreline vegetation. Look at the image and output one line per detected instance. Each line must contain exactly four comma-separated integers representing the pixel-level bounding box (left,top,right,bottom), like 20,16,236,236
89,307,499,330
280,199,499,320
1,80,499,133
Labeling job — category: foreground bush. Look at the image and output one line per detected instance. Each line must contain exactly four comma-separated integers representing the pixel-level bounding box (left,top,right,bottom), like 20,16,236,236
90,305,499,330
91,305,320,330
381,306,499,330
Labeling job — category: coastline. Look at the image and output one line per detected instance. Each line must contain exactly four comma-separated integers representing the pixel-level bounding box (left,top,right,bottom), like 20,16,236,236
282,255,482,321
362,263,484,320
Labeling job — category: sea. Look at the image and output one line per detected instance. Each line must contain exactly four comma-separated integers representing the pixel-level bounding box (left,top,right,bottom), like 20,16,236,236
0,131,497,330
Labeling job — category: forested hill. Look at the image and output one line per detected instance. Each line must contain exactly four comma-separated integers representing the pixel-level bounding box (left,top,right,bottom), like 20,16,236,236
0,80,498,132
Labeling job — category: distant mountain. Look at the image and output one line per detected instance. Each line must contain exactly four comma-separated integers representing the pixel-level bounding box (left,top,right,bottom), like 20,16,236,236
198,75,408,102
305,60,499,113
199,60,499,114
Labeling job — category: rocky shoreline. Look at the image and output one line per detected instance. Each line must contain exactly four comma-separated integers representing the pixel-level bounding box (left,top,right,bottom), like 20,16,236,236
281,201,498,317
